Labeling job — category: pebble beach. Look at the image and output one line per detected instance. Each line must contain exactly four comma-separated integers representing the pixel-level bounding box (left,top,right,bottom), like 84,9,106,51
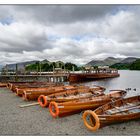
0,87,139,136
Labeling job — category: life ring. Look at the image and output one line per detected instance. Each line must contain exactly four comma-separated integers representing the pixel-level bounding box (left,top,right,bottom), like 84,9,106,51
49,101,59,118
82,110,100,131
38,95,48,107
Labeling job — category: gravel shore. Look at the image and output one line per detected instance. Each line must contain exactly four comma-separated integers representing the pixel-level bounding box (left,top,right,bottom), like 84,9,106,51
0,87,139,136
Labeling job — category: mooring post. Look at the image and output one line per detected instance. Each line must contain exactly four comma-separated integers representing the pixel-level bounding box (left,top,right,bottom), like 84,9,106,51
59,77,61,82
5,64,8,75
15,64,18,82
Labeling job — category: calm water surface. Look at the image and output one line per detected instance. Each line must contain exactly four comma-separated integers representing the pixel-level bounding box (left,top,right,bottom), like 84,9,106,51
77,70,140,97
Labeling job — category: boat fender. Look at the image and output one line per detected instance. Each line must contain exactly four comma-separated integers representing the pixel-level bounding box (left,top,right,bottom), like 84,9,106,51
38,95,48,107
83,110,100,131
49,102,59,118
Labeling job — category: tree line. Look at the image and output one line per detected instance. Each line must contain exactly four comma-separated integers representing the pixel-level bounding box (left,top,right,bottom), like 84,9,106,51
110,59,140,70
25,62,83,72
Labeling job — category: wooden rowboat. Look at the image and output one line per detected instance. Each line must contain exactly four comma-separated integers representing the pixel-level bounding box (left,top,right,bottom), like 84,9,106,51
38,85,105,107
7,82,32,87
15,84,64,96
0,83,7,87
8,82,58,92
7,82,40,89
22,85,84,101
82,95,140,131
49,90,127,118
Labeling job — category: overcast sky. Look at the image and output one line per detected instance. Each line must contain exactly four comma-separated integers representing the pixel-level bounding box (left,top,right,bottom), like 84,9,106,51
0,5,140,65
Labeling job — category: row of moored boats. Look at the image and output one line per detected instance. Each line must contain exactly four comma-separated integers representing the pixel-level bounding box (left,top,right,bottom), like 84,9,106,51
0,82,139,131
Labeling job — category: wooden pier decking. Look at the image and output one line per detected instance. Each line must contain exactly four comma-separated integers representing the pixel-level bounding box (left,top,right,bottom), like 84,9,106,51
0,74,68,82
0,68,119,82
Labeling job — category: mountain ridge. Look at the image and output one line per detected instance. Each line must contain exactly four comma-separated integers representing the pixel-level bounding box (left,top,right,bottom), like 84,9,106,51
119,57,138,64
110,57,140,70
3,60,49,70
1,57,140,71
86,57,123,66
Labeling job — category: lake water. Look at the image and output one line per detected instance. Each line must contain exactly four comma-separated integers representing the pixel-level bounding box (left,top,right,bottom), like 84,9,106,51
77,70,140,97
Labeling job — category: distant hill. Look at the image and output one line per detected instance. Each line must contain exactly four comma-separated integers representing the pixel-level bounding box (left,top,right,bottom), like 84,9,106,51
4,59,49,71
86,60,105,66
86,57,122,66
130,59,140,70
120,57,138,64
40,59,49,64
111,57,140,70
104,57,123,65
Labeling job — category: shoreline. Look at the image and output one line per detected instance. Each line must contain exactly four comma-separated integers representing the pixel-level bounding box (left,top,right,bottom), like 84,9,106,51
0,87,139,136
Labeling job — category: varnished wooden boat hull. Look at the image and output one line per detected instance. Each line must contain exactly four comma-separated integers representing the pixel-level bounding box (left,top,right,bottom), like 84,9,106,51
15,86,62,96
83,95,140,131
0,83,7,87
22,85,78,101
7,82,32,88
8,82,58,92
49,90,126,118
7,82,41,90
38,85,105,107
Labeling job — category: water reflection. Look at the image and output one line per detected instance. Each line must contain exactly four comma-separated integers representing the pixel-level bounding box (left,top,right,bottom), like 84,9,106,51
74,70,140,97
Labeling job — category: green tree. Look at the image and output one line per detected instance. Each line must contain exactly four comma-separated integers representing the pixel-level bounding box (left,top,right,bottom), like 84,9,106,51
26,63,37,71
65,62,79,71
41,63,50,71
130,59,140,70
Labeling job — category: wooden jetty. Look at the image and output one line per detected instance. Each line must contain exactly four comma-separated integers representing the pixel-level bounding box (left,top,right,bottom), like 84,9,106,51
0,68,119,83
0,74,68,83
68,68,119,82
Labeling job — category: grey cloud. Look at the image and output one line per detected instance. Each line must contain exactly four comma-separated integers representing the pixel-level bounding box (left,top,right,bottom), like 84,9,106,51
0,22,50,53
100,9,140,43
0,5,140,65
60,42,84,56
0,6,12,19
10,5,118,24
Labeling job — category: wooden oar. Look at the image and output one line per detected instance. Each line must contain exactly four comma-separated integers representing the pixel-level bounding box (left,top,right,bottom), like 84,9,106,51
19,102,39,108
